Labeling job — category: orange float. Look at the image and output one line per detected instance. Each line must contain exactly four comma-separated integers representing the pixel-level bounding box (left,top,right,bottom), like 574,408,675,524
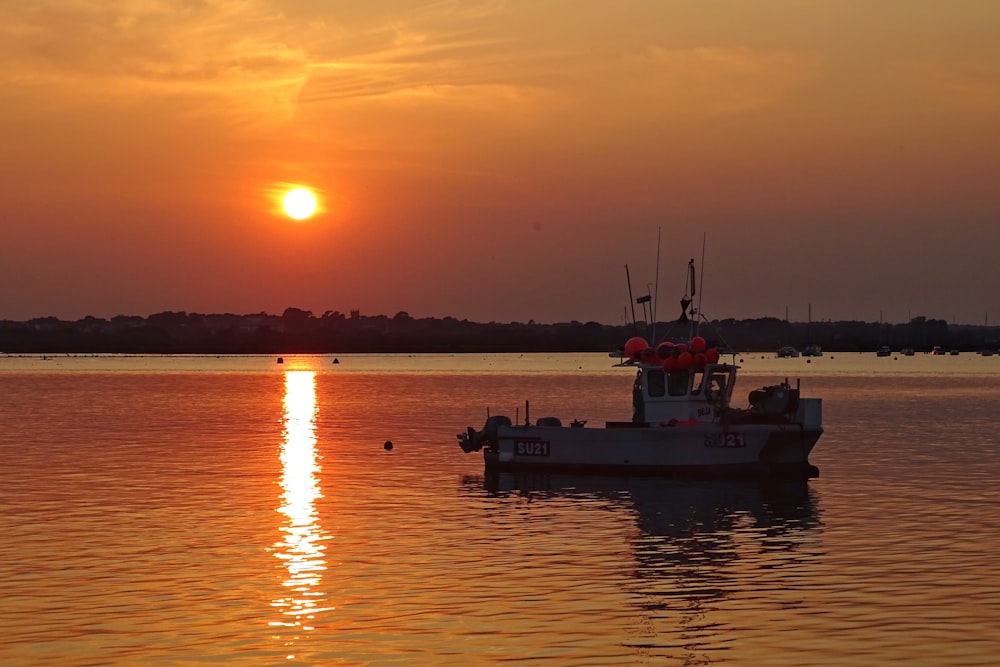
624,336,649,359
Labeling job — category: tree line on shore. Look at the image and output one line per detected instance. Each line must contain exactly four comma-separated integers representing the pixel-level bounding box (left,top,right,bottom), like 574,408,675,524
0,309,995,355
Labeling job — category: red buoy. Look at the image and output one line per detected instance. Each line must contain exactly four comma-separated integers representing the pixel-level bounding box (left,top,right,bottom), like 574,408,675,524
624,336,649,359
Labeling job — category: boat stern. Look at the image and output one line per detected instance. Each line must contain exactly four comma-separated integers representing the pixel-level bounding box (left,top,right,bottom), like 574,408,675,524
457,415,513,453
795,397,822,431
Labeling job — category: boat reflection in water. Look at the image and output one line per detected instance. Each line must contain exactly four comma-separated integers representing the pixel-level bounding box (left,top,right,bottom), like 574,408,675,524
469,472,822,661
476,472,820,536
269,371,332,657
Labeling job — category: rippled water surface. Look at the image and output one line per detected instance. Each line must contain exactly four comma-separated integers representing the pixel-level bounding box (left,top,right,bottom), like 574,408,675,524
1,353,998,665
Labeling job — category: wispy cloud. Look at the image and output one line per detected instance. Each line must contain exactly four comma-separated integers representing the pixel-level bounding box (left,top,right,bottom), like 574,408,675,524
0,0,533,127
0,0,310,119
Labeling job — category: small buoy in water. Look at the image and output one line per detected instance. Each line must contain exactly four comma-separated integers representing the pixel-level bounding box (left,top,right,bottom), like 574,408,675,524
333,357,340,364
384,441,393,450
276,357,284,364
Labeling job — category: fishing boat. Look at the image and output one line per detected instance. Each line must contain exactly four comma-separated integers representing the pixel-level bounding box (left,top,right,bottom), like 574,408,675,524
457,340,822,478
456,261,823,479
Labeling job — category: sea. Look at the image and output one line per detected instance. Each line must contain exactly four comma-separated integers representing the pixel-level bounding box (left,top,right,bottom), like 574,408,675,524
1,352,998,666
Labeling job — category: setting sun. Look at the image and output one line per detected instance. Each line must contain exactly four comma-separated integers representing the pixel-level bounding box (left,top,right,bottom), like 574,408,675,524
283,188,317,220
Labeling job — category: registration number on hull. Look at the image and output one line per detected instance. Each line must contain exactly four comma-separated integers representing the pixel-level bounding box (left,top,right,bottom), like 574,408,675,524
704,433,746,448
514,440,551,456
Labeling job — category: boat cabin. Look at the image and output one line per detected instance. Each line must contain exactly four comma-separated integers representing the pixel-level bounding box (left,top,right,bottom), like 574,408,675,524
632,363,738,425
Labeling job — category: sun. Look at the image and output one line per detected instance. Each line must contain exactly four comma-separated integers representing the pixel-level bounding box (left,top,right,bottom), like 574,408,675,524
283,188,317,220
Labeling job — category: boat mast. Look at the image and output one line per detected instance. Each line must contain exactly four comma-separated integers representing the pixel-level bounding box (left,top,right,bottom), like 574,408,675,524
688,259,696,339
679,258,696,336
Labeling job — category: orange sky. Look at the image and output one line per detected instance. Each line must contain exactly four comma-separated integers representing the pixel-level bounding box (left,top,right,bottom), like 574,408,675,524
3,1,999,325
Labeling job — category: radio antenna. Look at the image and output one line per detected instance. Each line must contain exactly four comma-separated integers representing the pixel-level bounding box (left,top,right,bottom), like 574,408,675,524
625,264,637,331
696,232,706,335
652,227,662,342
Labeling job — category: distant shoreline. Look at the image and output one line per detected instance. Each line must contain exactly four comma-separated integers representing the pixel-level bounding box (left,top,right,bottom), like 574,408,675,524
1,311,995,354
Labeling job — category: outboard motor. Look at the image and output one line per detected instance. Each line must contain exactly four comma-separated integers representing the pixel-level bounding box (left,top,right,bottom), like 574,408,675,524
748,383,793,416
458,415,512,453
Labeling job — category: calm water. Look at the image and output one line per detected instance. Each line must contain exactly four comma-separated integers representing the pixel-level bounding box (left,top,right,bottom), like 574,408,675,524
1,353,998,666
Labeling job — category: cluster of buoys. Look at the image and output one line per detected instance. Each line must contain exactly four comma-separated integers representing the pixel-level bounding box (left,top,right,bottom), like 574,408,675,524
623,335,721,371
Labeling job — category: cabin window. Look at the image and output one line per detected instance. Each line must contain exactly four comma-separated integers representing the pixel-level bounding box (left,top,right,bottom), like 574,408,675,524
707,372,728,399
691,371,704,395
633,371,644,422
667,370,689,396
646,369,666,397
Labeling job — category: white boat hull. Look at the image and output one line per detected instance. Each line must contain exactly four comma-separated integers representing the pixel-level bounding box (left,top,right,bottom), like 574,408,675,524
483,422,821,478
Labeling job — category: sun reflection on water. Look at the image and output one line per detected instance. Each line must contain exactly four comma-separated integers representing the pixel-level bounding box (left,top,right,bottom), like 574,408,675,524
269,371,332,656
